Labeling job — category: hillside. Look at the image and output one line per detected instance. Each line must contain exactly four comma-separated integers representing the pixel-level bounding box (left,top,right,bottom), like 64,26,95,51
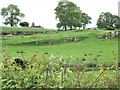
2,27,118,66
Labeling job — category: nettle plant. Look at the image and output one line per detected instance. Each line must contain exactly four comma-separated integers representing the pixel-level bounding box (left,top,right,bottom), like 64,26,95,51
1,48,120,89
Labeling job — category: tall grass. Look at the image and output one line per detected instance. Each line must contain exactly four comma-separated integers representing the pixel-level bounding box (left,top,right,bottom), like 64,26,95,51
1,48,120,89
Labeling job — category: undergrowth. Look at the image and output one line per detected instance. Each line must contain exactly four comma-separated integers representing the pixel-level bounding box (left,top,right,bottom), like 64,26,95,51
1,48,120,89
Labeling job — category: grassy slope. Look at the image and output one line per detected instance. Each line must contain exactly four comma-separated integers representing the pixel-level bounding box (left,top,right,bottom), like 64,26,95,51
2,27,53,33
2,27,118,66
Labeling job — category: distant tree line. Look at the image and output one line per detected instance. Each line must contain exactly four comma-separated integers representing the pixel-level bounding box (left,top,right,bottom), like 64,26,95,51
0,1,120,30
55,0,120,30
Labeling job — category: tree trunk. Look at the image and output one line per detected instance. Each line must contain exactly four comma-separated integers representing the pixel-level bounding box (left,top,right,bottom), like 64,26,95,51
10,13,13,27
83,26,86,29
10,21,13,27
64,25,67,31
70,26,72,30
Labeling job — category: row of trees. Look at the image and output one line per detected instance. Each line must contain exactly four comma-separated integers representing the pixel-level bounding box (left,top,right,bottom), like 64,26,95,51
1,1,120,30
55,0,120,30
0,2,91,29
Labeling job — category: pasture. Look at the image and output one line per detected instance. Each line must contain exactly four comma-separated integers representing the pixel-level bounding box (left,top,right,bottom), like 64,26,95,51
2,27,118,66
1,27,119,88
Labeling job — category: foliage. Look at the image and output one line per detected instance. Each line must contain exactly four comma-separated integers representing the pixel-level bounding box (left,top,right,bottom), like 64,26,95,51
1,4,25,27
97,12,120,29
112,15,120,29
55,0,82,30
19,22,29,27
81,13,92,29
1,48,120,89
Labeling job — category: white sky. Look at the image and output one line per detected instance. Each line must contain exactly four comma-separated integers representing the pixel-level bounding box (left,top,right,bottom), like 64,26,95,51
0,0,120,29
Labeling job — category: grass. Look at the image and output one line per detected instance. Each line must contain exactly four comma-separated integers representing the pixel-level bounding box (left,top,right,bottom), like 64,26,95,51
1,27,119,88
2,27,118,66
2,26,54,33
1,49,119,88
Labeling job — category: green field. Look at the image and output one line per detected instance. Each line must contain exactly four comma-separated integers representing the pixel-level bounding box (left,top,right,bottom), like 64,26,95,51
2,27,118,66
1,27,120,88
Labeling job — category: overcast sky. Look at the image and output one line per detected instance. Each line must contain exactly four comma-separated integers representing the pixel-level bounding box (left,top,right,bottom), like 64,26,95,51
0,0,120,29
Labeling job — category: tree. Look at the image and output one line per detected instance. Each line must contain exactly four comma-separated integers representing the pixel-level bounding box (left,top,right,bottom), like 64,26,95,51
112,15,120,29
1,4,25,27
97,12,120,30
81,13,92,29
55,0,82,30
97,12,114,29
19,22,29,27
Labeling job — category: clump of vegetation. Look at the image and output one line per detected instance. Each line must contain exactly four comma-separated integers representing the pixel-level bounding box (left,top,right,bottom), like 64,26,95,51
19,22,29,27
1,48,120,89
97,12,120,29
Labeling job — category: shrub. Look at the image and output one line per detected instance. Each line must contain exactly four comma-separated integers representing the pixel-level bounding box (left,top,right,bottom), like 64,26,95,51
19,22,29,27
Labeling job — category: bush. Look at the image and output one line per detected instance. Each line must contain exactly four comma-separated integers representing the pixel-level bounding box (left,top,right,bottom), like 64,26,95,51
19,22,29,27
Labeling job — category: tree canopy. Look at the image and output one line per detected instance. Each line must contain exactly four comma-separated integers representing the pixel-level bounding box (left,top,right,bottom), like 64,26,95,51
55,0,82,30
81,13,92,29
1,4,25,27
97,12,120,29
19,21,29,27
